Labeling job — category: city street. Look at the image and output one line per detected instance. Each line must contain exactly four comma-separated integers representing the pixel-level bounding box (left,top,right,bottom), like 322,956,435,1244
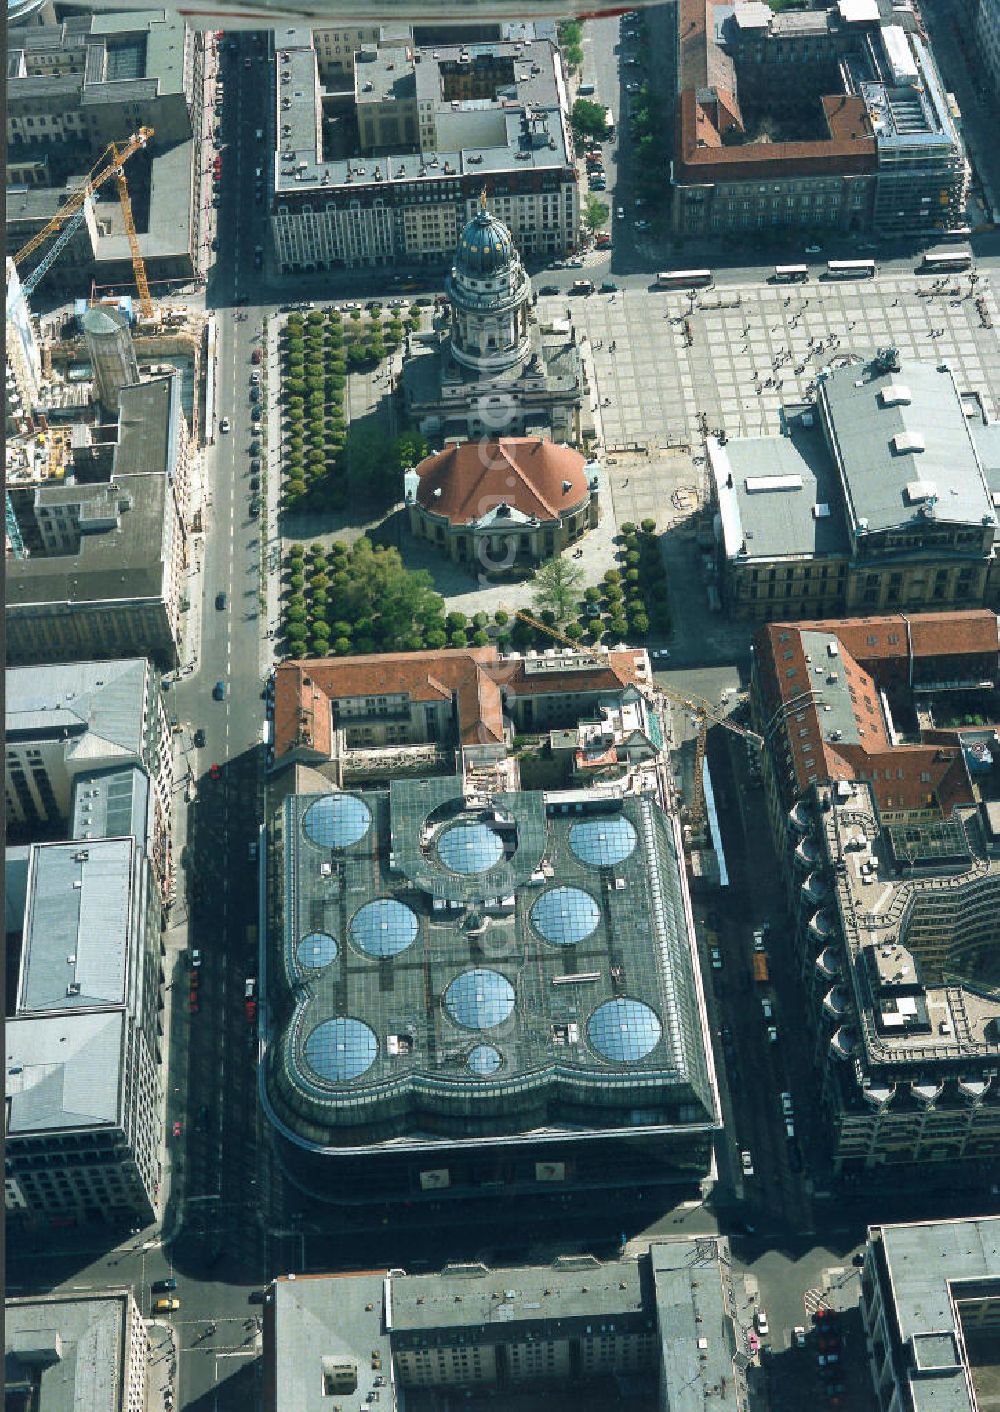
9,14,1000,1412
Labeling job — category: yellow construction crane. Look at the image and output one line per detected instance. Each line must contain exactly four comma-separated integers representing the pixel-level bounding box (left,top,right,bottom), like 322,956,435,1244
514,609,761,835
13,127,154,319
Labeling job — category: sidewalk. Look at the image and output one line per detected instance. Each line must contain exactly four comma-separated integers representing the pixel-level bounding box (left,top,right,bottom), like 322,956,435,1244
260,312,283,678
146,1318,179,1412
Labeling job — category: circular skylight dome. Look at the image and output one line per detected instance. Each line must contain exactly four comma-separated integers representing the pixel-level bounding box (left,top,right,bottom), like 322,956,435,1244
437,821,505,875
569,816,638,867
303,794,371,849
467,1044,503,1076
296,932,339,969
530,887,600,945
304,1017,377,1082
350,899,419,959
587,998,662,1064
444,968,516,1030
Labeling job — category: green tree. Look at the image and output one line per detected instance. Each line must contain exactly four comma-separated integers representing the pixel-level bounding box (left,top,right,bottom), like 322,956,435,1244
558,18,583,67
531,555,585,625
583,194,609,233
572,98,610,141
471,629,490,647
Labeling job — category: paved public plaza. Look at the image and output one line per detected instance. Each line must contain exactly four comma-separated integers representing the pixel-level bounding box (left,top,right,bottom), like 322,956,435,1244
546,271,1000,450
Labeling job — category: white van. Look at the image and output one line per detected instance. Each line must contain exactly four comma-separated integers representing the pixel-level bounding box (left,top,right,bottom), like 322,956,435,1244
780,1092,794,1116
761,998,773,1020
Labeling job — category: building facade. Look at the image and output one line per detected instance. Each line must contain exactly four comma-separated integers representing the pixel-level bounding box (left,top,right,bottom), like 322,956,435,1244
270,30,579,272
671,0,967,238
6,467,186,670
860,1218,1000,1412
5,837,164,1226
711,352,997,621
403,201,587,444
974,0,1000,101
750,613,1000,1176
5,257,43,437
406,437,599,568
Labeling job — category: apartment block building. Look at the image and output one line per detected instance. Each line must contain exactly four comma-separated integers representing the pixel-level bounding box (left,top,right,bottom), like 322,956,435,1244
5,837,164,1226
270,30,578,272
5,1289,149,1412
263,1242,743,1412
860,1218,1000,1412
6,10,203,291
711,352,998,621
672,0,967,238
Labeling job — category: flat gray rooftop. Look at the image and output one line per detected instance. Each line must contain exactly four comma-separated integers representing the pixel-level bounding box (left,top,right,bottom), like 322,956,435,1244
6,1009,124,1135
5,1290,134,1412
875,1217,1000,1412
6,656,150,758
271,1272,391,1412
714,416,850,562
19,838,133,1013
821,359,994,539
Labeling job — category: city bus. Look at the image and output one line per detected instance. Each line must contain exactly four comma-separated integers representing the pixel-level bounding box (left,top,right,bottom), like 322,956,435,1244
773,264,809,283
603,105,615,139
825,258,876,279
920,246,973,273
656,269,713,289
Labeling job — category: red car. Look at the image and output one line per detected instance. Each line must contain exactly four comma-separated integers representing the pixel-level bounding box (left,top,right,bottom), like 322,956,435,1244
172,1120,183,1138
209,763,222,780
245,998,257,1025
251,348,262,365
189,989,200,1013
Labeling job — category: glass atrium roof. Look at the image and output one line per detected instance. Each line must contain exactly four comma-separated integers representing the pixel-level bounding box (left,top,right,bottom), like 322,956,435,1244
588,998,662,1063
350,899,419,959
467,1043,503,1075
297,932,339,969
437,821,505,874
303,793,371,849
569,816,638,867
445,968,516,1030
304,1017,378,1081
530,886,600,945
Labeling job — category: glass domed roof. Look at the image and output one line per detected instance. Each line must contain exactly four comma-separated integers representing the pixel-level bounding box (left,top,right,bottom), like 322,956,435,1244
588,999,662,1063
454,199,515,278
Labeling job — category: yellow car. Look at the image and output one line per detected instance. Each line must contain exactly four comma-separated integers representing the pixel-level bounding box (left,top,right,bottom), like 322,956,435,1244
153,1297,180,1313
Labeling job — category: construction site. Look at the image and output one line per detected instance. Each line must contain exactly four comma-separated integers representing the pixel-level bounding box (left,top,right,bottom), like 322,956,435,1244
5,127,210,566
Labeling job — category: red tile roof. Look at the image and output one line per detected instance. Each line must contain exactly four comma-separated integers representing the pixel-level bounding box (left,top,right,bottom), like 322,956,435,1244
273,646,651,762
415,438,589,527
753,612,996,814
273,648,504,758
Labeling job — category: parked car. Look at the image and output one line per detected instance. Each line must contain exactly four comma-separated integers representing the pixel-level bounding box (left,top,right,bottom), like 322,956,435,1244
249,439,261,455
190,949,202,968
250,496,261,517
710,946,723,969
792,1326,806,1348
193,729,206,749
571,279,595,294
250,385,260,403
251,406,262,421
250,370,260,385
538,284,560,295
251,348,262,365
600,280,619,293
249,475,260,492
220,417,230,433
754,1308,770,1337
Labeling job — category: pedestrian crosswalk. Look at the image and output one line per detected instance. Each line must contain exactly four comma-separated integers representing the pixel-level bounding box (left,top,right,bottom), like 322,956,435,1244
803,1287,828,1317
